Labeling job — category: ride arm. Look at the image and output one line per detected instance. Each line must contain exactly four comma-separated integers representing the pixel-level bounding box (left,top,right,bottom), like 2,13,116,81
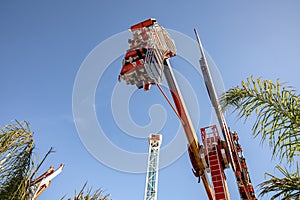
163,58,215,200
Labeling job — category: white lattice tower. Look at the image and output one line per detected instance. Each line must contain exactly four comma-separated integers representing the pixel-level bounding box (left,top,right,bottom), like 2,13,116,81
144,134,162,200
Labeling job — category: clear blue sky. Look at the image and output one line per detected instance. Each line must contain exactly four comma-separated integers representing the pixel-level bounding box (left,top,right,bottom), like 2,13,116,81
1,1,300,199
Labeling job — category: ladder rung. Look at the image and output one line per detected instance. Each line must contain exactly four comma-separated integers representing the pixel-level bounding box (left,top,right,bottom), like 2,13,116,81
212,176,222,182
213,181,224,187
210,162,220,166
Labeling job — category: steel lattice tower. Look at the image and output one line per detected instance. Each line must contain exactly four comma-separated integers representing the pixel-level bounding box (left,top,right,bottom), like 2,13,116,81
144,134,162,200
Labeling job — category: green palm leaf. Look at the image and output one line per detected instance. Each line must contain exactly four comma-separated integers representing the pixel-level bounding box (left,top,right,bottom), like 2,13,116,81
220,77,300,163
0,121,34,200
258,165,300,199
64,182,110,200
220,77,300,198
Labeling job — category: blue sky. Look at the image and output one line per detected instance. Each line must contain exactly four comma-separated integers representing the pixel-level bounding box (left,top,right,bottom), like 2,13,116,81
1,1,300,199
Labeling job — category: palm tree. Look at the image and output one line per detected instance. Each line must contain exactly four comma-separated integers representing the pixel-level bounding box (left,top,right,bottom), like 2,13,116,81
0,121,34,199
220,76,300,199
0,121,110,200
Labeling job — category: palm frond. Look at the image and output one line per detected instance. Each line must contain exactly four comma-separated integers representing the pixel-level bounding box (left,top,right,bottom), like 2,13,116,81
220,77,300,163
0,121,34,200
29,147,55,181
64,182,110,200
258,164,300,199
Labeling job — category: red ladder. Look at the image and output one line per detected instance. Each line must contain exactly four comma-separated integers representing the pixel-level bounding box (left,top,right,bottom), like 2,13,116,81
201,125,229,200
209,150,226,199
